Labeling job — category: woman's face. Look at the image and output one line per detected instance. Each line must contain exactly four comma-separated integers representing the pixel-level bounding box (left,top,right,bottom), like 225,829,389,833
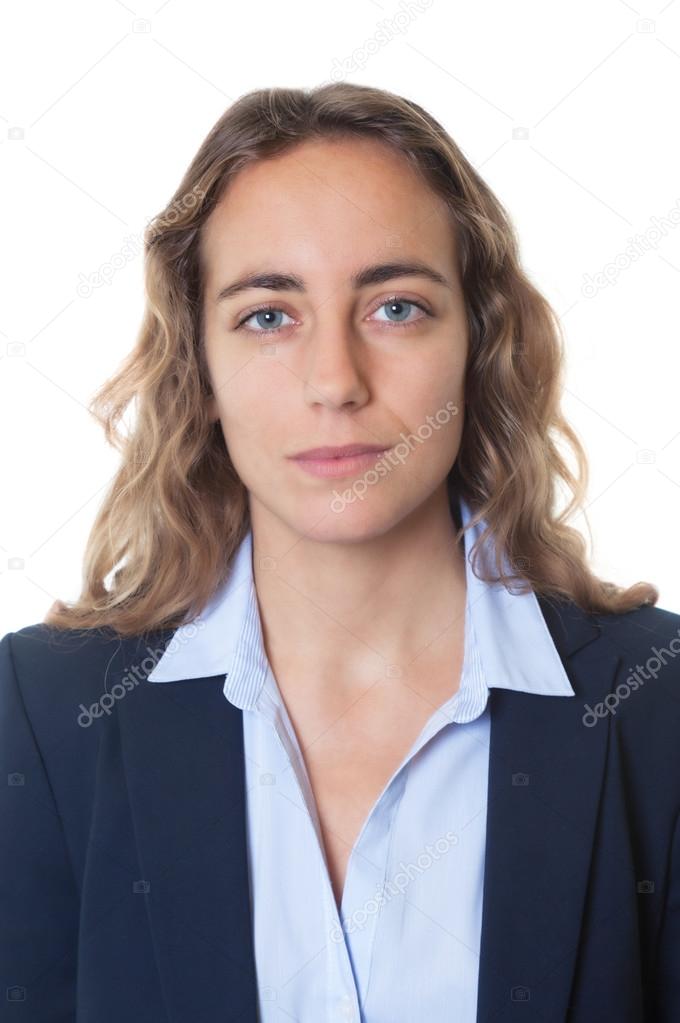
201,136,469,543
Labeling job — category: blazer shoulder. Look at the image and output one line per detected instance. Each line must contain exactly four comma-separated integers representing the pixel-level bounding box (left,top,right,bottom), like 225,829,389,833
595,600,680,663
0,621,174,732
589,602,680,747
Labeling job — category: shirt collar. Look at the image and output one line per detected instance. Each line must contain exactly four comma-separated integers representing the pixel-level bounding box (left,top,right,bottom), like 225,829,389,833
147,493,575,702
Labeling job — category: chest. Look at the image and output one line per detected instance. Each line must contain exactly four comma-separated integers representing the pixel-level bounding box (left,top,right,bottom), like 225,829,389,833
278,664,464,910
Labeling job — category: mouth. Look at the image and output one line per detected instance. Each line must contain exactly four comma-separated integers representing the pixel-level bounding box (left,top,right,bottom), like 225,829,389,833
288,443,391,479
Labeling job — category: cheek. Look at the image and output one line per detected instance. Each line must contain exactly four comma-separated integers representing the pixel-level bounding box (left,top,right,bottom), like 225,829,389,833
384,354,465,424
385,360,465,466
215,359,293,452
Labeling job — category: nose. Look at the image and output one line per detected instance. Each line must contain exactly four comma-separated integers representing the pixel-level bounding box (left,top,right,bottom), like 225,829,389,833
302,318,370,412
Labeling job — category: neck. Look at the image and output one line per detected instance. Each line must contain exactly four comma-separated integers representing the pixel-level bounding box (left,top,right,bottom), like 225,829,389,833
249,484,467,695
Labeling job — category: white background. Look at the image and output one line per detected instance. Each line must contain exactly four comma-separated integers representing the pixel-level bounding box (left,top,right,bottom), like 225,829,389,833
1,0,679,634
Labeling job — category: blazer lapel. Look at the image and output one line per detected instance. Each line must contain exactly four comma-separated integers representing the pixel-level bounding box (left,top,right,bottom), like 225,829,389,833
475,597,621,1022
116,630,258,1023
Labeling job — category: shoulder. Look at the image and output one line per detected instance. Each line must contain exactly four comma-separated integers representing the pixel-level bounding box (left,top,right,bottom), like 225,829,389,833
595,600,680,661
538,596,680,758
3,620,129,676
587,601,680,772
2,619,174,677
594,601,680,713
539,595,680,699
0,621,176,847
0,621,174,744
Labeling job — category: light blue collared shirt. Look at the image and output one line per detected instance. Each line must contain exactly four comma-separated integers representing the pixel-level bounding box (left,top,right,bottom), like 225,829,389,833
148,494,574,1022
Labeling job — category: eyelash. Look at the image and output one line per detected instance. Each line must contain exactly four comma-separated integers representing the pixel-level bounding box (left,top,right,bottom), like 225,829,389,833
234,295,433,337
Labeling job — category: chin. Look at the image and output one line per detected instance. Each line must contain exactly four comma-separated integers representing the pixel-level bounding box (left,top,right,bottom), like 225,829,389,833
290,498,400,545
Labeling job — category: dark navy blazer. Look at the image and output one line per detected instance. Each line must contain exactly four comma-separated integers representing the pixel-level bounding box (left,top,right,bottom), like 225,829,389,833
2,596,680,1022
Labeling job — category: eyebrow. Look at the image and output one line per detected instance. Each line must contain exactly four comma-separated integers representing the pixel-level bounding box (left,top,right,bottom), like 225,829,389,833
214,260,451,303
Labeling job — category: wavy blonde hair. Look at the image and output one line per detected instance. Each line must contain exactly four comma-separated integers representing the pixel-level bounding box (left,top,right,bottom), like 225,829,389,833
44,82,657,637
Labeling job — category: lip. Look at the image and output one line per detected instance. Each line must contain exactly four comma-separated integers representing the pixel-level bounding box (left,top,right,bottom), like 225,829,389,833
290,443,389,460
288,443,391,479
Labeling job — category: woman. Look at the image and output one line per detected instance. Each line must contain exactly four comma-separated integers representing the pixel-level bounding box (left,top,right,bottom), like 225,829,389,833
1,82,678,1023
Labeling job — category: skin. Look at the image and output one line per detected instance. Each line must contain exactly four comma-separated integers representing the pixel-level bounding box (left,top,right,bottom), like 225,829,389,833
201,136,470,903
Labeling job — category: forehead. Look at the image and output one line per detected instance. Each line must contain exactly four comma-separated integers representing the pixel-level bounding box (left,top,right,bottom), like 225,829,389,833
200,137,457,288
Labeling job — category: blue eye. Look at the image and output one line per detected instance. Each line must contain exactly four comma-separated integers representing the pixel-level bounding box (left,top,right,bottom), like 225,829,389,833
235,295,431,337
237,308,294,334
372,298,427,325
